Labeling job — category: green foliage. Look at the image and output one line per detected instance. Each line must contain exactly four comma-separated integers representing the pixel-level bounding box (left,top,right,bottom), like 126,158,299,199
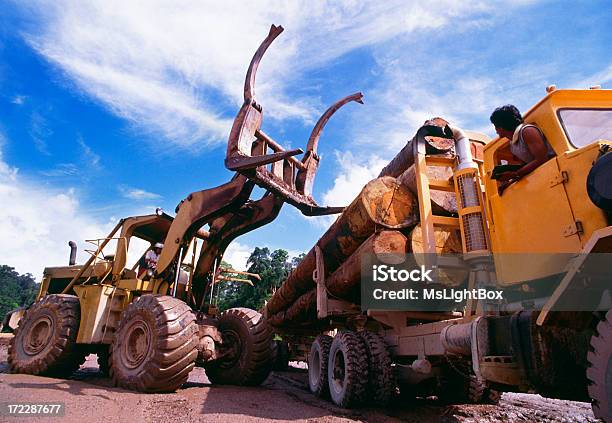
0,265,39,319
216,247,303,312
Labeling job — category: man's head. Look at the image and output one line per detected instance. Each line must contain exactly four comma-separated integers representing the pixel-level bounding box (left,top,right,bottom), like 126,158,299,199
490,104,523,140
153,242,164,254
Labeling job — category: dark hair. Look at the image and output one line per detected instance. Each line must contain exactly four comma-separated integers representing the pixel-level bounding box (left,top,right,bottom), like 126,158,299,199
490,104,523,131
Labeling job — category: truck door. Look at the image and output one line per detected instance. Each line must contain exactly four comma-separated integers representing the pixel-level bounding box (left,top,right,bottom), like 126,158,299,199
488,157,581,285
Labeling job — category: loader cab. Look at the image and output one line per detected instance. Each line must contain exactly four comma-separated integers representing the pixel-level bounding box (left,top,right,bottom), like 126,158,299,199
38,212,174,298
110,213,174,281
482,88,612,285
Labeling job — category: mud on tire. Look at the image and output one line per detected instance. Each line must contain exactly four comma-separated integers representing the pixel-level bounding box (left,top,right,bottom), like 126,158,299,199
587,309,612,421
360,331,394,405
110,295,198,392
8,294,86,377
327,331,369,408
308,334,332,398
205,307,273,386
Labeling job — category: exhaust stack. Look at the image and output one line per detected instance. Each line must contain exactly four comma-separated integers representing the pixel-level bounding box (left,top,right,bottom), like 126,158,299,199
68,241,77,265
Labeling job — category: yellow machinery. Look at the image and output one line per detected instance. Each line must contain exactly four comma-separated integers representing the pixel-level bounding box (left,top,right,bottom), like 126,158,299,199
6,25,362,393
399,88,612,419
270,86,611,418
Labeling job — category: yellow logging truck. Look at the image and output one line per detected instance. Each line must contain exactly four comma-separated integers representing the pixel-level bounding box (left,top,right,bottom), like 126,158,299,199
266,86,612,421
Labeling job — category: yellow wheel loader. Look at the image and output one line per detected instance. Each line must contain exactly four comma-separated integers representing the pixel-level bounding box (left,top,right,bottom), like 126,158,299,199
7,24,362,392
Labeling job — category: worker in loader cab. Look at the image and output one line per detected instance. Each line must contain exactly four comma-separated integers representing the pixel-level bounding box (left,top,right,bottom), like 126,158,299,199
490,104,556,194
138,242,163,279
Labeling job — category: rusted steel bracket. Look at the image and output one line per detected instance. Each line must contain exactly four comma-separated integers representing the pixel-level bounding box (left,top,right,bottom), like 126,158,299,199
313,245,359,319
226,24,362,216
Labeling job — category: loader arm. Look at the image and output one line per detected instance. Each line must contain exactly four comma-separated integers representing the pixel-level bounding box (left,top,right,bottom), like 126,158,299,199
226,24,362,216
155,175,254,276
190,193,284,306
155,24,364,281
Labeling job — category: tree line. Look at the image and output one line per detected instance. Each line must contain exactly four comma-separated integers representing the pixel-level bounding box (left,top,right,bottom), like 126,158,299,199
216,247,304,312
0,265,39,321
0,246,302,320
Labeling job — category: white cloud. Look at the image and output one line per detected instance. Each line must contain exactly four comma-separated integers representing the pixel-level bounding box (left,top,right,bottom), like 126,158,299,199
40,163,79,177
19,1,523,149
118,185,161,201
77,136,101,169
322,151,388,208
575,64,612,88
0,134,111,279
223,241,252,271
11,95,26,105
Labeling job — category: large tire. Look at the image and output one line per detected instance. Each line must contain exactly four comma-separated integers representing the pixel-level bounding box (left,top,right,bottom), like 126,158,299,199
205,307,273,386
327,331,369,408
308,334,332,398
8,295,86,377
360,331,394,405
439,362,500,404
109,295,198,392
587,309,612,421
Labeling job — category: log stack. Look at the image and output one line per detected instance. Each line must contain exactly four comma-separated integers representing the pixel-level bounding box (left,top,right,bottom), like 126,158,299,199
264,120,487,328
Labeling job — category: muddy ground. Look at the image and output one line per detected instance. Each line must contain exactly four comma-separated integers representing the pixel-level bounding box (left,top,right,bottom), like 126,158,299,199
0,342,596,422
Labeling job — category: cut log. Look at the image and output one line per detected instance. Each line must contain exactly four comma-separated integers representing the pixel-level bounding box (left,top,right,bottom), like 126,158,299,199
397,159,457,215
326,230,407,302
265,177,417,316
409,223,467,287
268,230,408,327
378,117,454,178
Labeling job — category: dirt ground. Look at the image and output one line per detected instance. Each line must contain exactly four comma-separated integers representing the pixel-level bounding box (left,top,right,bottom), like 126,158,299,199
0,343,596,423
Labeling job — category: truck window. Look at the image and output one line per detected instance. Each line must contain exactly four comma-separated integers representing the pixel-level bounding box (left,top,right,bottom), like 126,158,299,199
558,108,612,148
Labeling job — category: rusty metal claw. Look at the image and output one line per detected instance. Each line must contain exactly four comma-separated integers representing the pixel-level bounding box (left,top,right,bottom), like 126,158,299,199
244,24,284,104
295,92,364,198
225,25,362,217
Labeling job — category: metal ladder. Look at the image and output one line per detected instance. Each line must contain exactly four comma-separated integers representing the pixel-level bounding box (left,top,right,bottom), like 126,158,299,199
412,137,462,254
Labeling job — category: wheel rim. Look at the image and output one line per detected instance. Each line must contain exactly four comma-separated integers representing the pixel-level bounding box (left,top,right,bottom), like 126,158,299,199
219,329,242,368
310,348,321,386
123,320,152,369
24,315,54,356
331,349,346,394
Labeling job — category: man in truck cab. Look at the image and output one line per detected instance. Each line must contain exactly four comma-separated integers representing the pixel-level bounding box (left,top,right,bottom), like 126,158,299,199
137,242,163,279
490,104,556,194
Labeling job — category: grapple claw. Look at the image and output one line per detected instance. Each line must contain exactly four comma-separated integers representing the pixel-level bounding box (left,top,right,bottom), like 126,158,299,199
225,25,362,216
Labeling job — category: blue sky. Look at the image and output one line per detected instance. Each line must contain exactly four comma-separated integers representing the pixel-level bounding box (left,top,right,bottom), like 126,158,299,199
0,1,610,278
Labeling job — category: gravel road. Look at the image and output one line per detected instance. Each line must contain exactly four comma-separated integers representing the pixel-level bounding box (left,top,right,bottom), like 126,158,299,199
0,343,597,422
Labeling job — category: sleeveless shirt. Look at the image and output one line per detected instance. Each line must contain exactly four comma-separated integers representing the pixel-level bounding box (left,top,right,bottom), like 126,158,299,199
510,123,555,164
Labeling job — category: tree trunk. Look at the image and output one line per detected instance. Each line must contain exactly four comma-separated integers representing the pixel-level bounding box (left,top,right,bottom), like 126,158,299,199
265,177,418,316
267,230,408,327
409,223,467,287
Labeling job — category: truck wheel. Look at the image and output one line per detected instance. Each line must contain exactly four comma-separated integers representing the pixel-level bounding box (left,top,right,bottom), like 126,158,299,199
110,295,198,392
327,331,369,408
439,363,500,404
360,331,394,405
205,307,273,386
587,309,612,421
308,334,332,397
8,295,86,377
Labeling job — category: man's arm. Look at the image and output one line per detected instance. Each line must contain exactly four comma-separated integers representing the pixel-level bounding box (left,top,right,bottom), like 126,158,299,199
510,126,550,179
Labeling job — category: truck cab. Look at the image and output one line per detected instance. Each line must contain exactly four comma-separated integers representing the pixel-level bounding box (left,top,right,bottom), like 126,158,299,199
482,88,612,285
